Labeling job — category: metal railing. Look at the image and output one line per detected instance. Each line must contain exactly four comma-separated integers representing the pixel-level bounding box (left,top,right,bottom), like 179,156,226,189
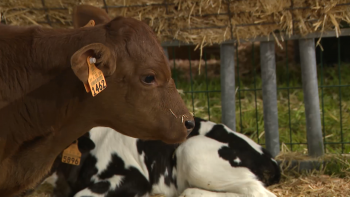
163,33,350,158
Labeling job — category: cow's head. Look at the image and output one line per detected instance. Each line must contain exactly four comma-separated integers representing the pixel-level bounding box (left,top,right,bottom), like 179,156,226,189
70,5,194,144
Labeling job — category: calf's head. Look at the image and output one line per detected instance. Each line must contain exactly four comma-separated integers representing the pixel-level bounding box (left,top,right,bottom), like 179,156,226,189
70,5,194,143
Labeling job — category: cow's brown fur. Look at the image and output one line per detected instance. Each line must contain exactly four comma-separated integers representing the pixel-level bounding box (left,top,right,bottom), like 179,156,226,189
0,5,194,196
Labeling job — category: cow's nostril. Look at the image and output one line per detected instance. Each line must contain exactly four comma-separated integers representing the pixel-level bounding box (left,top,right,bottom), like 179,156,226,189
185,120,195,129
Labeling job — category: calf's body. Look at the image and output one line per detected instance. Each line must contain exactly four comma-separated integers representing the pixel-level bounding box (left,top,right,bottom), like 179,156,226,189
38,117,280,197
0,5,193,196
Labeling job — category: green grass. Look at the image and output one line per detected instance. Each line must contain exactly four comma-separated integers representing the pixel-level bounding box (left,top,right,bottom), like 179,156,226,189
173,62,350,154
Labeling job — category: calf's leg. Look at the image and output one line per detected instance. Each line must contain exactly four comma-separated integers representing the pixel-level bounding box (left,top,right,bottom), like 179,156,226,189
179,188,253,197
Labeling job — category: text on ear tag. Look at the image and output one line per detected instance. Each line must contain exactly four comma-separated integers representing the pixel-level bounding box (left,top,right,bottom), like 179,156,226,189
86,56,107,97
62,140,81,166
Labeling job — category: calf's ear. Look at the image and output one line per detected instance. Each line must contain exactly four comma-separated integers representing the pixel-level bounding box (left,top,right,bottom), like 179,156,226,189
71,43,116,84
77,136,96,153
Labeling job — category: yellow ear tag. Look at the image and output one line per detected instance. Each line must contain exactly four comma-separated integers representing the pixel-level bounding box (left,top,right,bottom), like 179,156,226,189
84,56,107,97
62,140,81,166
83,20,95,27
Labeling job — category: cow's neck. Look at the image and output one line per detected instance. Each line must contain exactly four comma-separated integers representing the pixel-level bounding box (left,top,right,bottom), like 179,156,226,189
0,67,94,157
0,65,100,193
0,25,106,109
0,26,106,160
32,26,106,74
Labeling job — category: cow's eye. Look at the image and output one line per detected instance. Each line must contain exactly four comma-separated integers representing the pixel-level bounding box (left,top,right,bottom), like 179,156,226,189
143,75,155,84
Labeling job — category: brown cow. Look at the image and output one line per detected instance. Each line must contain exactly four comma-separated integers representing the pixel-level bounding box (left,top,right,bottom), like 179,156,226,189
0,4,194,196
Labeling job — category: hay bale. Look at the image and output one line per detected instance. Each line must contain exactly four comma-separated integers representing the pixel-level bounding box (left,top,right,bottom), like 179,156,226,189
1,0,350,46
1,0,349,72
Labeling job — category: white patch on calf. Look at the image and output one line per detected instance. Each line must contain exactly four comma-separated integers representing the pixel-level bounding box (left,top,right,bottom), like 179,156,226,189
271,158,278,164
197,120,263,155
108,175,125,191
74,188,105,197
151,161,156,170
175,135,276,197
41,172,58,188
198,120,216,136
151,175,177,197
88,127,150,183
164,168,169,177
180,188,276,197
172,167,177,180
233,157,241,164
179,188,251,197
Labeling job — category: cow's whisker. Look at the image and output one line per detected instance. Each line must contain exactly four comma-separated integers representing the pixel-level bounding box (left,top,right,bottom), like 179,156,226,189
169,109,177,118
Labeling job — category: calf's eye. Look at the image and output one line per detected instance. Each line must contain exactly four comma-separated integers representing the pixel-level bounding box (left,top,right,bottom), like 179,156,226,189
143,75,155,84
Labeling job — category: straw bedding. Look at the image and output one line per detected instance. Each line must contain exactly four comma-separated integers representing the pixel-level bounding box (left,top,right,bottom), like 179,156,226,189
268,175,350,196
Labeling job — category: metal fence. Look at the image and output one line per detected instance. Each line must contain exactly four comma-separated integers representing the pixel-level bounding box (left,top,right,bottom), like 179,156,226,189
162,31,350,158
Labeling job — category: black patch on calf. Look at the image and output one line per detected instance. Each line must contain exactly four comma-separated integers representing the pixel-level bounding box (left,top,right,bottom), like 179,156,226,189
218,146,241,167
45,132,98,197
96,153,151,197
99,154,126,179
89,181,110,194
186,117,206,138
262,149,281,186
72,154,99,191
206,124,281,186
137,139,178,188
54,153,99,196
54,151,98,196
77,133,96,154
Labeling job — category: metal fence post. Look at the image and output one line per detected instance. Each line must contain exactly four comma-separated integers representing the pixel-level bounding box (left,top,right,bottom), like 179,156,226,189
299,38,324,157
220,43,236,131
260,41,280,158
163,46,169,59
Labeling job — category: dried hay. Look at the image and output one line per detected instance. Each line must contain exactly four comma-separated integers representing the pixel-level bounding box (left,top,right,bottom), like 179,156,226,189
268,142,350,196
268,174,350,196
26,183,53,197
1,0,349,73
269,153,350,196
1,0,350,45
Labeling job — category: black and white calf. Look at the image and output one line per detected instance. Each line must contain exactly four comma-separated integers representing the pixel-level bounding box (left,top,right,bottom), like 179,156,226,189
40,117,281,197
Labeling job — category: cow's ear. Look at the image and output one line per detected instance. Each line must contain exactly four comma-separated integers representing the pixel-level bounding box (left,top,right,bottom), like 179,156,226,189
71,43,116,84
73,5,111,29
